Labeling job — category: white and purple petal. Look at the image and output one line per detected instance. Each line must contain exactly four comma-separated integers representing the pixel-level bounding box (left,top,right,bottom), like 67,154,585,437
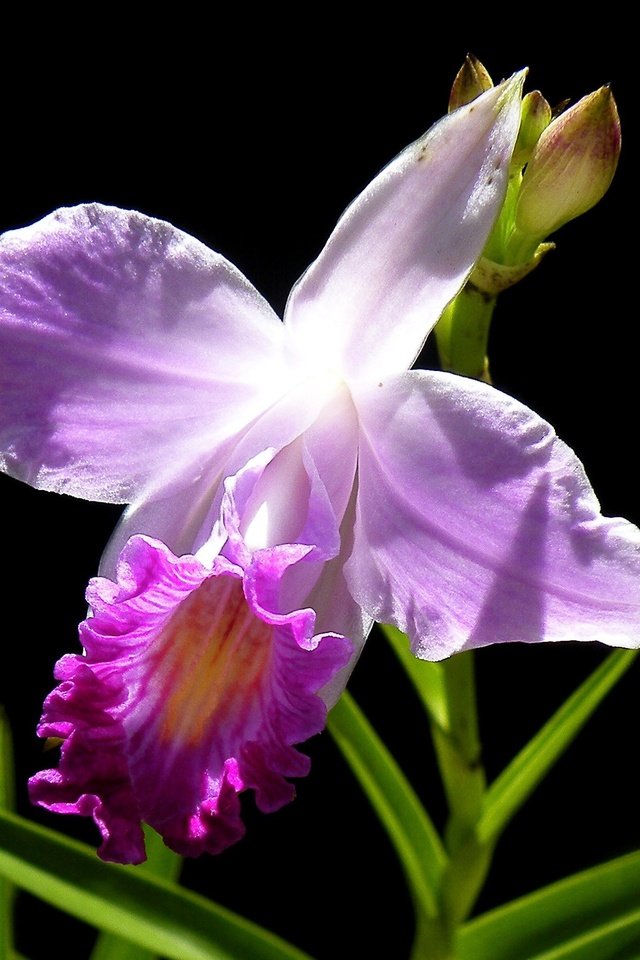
348,371,640,660
284,74,524,382
0,204,289,503
29,535,351,862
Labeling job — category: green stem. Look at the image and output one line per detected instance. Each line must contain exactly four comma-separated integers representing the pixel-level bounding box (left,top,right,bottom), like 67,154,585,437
439,835,493,936
411,911,455,960
434,288,497,383
398,649,492,958
429,653,491,931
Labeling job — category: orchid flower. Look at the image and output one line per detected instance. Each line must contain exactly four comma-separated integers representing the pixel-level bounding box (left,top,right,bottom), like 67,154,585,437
2,73,639,865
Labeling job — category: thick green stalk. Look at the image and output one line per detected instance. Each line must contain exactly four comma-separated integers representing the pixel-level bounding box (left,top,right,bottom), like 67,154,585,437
402,651,490,958
411,911,455,960
430,653,491,931
434,289,497,384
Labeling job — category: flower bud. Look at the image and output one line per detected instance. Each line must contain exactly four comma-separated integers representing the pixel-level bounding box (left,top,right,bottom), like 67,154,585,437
515,86,621,238
512,91,552,167
449,54,493,112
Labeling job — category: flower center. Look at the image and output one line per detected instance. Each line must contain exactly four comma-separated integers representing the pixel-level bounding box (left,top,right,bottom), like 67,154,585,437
148,573,272,748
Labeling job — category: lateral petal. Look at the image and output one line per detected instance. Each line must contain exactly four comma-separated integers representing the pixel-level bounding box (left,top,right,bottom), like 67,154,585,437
348,371,640,660
0,204,287,502
214,385,367,708
284,75,524,381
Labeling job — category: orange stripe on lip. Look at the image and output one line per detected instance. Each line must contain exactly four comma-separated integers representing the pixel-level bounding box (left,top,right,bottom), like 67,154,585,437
148,574,273,748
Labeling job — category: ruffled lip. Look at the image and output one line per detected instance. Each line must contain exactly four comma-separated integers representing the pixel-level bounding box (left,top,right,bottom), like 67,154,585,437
29,535,351,863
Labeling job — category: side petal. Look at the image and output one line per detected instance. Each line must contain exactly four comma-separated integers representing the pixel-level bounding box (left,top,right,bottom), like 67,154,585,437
303,492,375,708
29,535,351,863
284,74,524,381
0,204,287,502
294,382,374,704
347,371,640,660
220,381,366,679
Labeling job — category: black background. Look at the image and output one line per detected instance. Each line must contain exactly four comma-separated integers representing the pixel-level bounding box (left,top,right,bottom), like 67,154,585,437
1,21,638,960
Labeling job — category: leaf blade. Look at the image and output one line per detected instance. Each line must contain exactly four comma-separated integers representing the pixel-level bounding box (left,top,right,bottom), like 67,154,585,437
0,809,311,960
327,691,446,918
478,649,637,845
458,849,640,960
381,625,448,729
90,826,183,960
0,708,16,960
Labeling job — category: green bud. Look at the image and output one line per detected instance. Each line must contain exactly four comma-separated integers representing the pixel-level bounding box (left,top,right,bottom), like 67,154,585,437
512,91,552,167
515,86,621,238
449,54,493,112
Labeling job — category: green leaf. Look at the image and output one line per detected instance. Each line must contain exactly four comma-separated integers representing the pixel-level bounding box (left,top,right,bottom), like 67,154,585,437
90,826,183,960
381,625,448,729
458,849,640,960
0,709,14,813
0,707,15,960
478,649,637,845
91,939,159,960
327,691,446,918
0,809,311,960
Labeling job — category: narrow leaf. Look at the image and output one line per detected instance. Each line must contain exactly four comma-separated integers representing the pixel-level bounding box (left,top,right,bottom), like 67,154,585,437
0,709,14,812
530,909,640,960
0,707,16,960
327,691,446,917
90,826,183,960
478,649,637,845
0,809,311,960
91,938,160,960
458,850,640,960
381,625,448,729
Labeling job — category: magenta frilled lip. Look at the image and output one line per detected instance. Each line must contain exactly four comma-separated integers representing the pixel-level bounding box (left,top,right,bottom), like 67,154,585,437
30,529,351,863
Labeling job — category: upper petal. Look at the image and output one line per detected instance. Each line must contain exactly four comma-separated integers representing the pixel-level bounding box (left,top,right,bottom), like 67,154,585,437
284,74,524,381
347,371,640,660
0,204,287,502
